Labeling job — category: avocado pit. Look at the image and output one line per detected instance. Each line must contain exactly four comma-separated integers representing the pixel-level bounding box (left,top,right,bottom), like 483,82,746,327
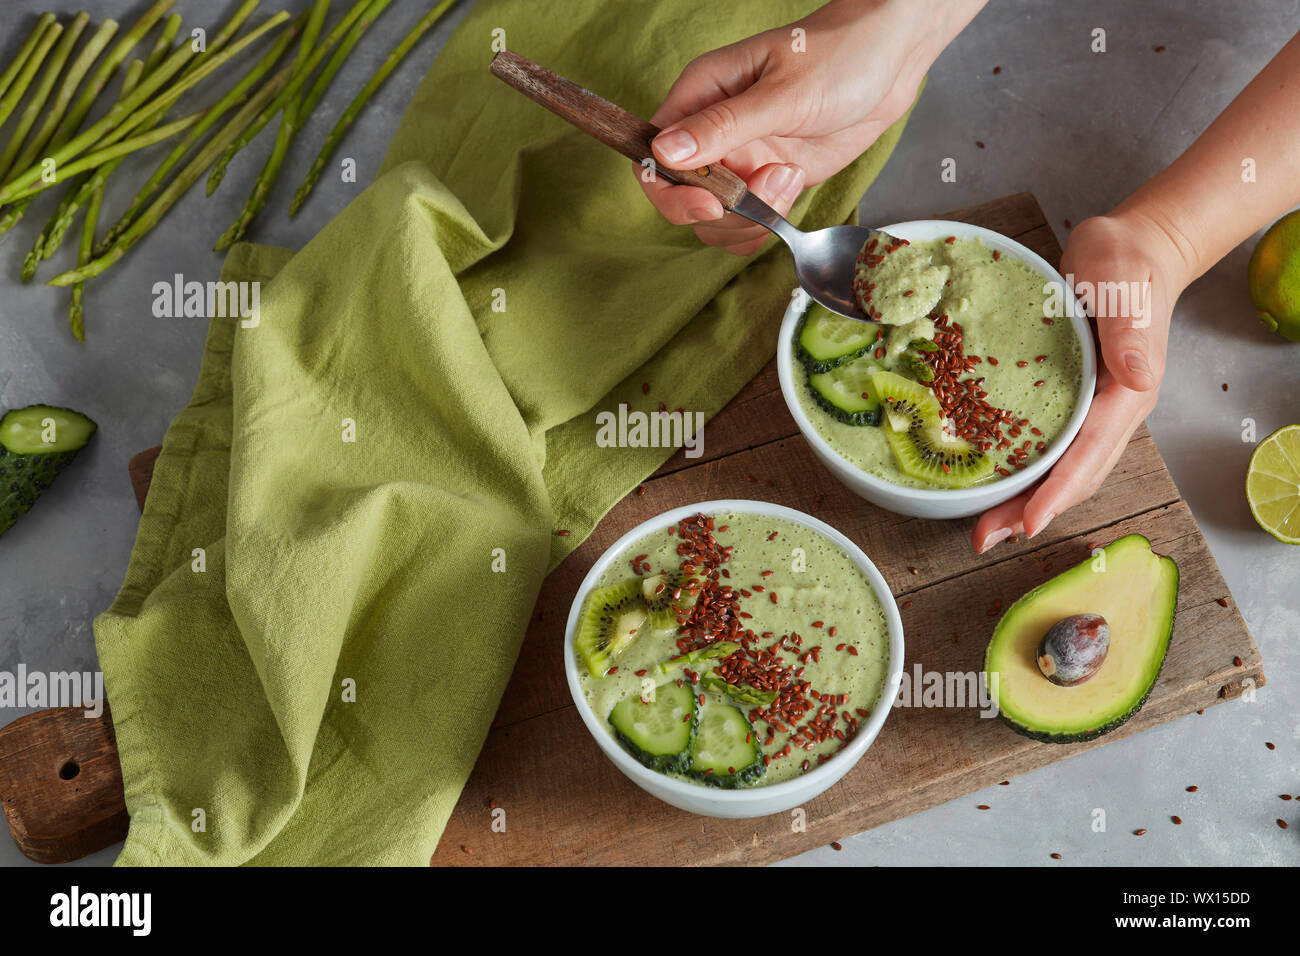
1037,613,1109,686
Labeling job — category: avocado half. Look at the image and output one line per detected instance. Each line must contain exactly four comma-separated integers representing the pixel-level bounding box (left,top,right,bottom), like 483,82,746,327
984,534,1179,744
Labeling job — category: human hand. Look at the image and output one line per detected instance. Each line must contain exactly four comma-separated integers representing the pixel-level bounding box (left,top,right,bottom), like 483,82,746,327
638,0,984,255
972,212,1191,552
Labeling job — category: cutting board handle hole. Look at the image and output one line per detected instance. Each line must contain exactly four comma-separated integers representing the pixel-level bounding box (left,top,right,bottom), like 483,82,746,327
58,760,80,781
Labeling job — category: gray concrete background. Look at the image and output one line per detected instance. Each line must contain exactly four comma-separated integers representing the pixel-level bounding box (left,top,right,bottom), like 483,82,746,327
0,1,1296,868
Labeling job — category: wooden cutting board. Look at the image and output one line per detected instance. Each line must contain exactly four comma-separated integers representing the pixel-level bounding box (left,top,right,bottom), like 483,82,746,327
0,193,1263,866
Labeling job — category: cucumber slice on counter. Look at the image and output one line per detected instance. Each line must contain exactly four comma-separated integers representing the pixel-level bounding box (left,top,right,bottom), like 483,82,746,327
688,697,765,788
797,303,878,372
0,404,97,538
807,354,884,426
608,680,697,772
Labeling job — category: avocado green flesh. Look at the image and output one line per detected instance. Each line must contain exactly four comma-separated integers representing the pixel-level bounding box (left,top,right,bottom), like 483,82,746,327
984,535,1178,743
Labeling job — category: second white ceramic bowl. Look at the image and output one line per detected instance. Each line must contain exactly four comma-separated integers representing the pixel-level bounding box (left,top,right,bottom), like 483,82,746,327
777,220,1096,519
563,499,904,819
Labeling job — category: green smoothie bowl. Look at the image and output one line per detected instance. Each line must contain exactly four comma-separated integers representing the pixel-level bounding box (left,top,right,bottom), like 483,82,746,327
778,220,1097,519
563,500,904,818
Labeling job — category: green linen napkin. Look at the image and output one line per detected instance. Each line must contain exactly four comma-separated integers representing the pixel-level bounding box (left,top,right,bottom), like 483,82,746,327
95,0,914,865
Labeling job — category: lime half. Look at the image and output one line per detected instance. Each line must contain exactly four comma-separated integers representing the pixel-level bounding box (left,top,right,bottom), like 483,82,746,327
1246,424,1300,544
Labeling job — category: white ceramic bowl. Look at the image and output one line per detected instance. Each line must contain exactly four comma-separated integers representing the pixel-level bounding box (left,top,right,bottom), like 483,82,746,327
563,499,904,819
777,220,1097,519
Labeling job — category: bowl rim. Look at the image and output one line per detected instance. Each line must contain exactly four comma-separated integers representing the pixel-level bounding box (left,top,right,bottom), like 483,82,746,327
562,498,905,805
777,219,1098,502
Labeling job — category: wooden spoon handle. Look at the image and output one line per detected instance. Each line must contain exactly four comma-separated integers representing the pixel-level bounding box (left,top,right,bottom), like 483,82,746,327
489,49,748,209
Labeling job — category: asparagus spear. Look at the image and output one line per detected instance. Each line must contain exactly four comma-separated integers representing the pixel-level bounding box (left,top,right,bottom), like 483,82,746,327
298,0,391,124
109,0,259,144
9,18,119,179
0,20,62,135
85,6,280,154
206,0,373,196
5,111,201,204
0,14,57,105
49,0,175,149
63,10,186,338
0,15,86,184
213,0,330,250
48,63,294,286
21,59,144,283
31,1,268,271
0,10,290,204
69,181,103,342
97,10,305,255
143,13,183,77
291,0,457,215
0,6,165,239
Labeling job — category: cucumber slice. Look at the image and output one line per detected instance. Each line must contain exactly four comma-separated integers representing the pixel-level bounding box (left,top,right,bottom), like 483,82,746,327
797,303,878,372
608,680,697,772
0,405,97,455
807,354,884,426
689,698,765,788
0,405,97,538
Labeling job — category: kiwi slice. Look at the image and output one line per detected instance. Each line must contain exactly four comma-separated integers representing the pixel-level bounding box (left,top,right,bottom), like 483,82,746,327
865,369,941,431
575,580,649,677
641,569,704,630
884,417,995,489
866,369,993,488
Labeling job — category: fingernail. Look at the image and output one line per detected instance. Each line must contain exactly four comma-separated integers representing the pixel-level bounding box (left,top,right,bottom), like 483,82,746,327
1028,512,1055,539
654,129,697,164
980,527,1013,553
1123,350,1151,381
687,206,719,223
765,164,803,203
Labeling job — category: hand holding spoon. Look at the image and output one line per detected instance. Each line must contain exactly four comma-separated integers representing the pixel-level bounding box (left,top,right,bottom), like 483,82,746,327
489,50,929,323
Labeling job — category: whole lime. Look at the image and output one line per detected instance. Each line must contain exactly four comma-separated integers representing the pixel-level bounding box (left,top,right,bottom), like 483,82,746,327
1248,209,1300,342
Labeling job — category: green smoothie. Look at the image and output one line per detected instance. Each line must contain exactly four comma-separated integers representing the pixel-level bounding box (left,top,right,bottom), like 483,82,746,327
798,235,1083,489
577,511,891,788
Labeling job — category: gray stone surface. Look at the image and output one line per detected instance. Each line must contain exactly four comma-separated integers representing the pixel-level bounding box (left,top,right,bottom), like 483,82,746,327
0,1,1296,868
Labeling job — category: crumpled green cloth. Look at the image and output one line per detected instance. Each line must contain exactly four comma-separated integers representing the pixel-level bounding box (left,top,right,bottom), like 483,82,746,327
95,0,913,865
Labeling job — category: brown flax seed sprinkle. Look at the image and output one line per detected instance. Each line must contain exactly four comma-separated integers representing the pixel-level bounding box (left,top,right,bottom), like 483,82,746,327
668,514,858,758
921,313,1031,455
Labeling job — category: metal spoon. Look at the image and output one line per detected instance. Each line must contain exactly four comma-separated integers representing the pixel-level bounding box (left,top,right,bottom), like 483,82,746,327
490,50,885,322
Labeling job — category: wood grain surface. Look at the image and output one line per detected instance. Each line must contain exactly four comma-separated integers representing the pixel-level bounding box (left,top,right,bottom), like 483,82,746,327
0,193,1262,866
428,193,1262,865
